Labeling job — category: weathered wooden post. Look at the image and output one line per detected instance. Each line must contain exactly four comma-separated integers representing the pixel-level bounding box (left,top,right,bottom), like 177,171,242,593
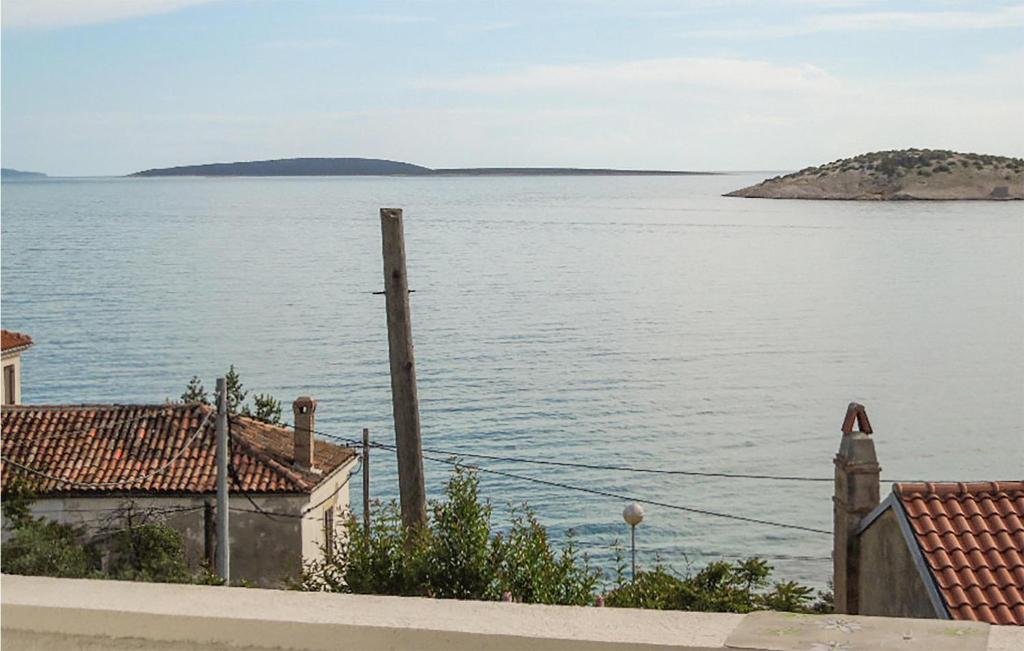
362,427,371,532
380,208,428,529
833,402,880,614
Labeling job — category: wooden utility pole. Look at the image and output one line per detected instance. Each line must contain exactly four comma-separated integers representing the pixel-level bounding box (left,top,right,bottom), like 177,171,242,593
215,377,231,583
380,208,428,529
362,427,371,533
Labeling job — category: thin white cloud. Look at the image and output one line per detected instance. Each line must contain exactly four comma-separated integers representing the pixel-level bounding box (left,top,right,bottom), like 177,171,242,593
1,0,226,29
450,21,518,35
688,3,1024,38
347,14,434,25
419,57,841,95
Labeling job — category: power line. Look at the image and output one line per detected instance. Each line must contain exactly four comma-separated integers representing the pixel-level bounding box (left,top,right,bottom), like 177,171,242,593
353,435,831,536
290,423,938,485
417,445,833,482
284,423,836,483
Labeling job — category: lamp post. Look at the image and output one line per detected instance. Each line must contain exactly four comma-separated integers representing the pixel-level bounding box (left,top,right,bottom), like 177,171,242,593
622,503,644,581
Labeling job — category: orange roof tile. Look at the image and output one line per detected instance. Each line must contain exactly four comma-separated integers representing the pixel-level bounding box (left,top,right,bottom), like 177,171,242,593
1,404,355,496
895,481,1024,626
1,329,33,352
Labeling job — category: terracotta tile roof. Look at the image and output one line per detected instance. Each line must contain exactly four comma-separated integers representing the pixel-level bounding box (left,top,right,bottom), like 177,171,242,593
1,329,33,352
1,403,355,496
895,481,1024,626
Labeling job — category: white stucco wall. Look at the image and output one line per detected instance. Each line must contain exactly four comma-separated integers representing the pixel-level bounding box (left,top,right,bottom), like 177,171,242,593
300,458,357,564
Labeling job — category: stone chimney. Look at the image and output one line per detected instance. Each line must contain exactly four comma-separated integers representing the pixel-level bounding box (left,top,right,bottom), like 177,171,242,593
292,397,317,472
833,402,880,615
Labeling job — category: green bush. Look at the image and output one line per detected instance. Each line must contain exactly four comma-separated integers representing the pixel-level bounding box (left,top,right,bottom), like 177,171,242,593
303,467,823,613
303,466,599,604
2,489,204,584
1,514,98,578
604,559,817,613
103,522,192,583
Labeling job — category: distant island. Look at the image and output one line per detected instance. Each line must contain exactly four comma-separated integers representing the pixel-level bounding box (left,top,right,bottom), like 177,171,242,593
726,150,1023,200
1,168,47,179
129,157,714,177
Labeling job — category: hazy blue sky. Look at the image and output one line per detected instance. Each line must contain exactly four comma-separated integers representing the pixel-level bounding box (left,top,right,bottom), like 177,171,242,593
2,0,1022,175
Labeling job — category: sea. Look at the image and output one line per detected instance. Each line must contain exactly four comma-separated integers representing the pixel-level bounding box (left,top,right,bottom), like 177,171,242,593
2,174,1022,587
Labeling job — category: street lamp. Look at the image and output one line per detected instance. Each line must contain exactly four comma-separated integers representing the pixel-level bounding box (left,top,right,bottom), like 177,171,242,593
622,503,644,581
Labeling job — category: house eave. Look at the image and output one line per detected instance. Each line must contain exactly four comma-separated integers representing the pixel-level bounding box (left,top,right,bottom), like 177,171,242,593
1,344,32,358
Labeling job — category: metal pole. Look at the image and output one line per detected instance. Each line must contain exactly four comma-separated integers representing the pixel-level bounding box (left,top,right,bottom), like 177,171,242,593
203,500,215,570
215,377,230,584
631,524,637,581
380,208,428,529
362,427,371,533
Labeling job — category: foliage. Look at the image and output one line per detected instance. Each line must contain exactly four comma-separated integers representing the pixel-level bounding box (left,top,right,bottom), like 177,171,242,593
180,376,210,404
102,521,192,583
2,495,205,585
248,393,283,425
1,495,99,578
303,466,600,605
491,509,597,605
224,364,249,414
302,467,821,613
604,558,816,614
179,365,282,424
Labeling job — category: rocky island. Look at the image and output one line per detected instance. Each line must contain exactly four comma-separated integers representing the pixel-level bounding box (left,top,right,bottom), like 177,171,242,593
1,168,48,179
129,157,710,177
726,149,1023,200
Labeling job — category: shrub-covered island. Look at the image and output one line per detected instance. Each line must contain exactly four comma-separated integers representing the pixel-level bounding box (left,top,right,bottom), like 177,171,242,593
727,149,1023,200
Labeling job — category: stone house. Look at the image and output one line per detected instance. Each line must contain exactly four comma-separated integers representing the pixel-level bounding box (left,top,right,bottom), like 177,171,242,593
1,399,357,587
833,402,1023,625
1,329,33,405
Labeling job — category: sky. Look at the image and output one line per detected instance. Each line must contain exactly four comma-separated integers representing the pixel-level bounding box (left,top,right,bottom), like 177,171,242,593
2,0,1023,176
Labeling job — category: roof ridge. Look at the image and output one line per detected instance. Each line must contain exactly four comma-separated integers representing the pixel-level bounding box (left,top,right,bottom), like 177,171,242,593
895,481,1024,497
2,403,205,412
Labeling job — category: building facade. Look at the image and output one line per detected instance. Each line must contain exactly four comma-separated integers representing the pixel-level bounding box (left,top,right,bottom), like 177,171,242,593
1,401,357,587
833,402,1023,626
1,329,33,405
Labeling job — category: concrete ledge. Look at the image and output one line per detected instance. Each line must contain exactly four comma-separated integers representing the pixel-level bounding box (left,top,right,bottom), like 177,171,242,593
2,575,1021,651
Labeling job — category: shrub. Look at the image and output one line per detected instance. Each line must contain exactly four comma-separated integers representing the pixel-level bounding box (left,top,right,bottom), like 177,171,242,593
605,558,818,614
2,491,206,585
303,466,599,604
303,467,822,613
102,522,192,583
1,514,98,578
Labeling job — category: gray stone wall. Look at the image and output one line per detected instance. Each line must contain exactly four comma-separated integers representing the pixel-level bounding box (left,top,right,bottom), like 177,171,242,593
858,508,940,619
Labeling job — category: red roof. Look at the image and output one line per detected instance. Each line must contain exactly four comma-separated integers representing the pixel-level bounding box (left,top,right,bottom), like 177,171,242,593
1,403,355,495
1,330,33,352
895,481,1024,626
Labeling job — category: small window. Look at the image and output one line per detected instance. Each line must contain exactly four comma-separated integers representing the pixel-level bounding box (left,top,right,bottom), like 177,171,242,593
3,365,14,404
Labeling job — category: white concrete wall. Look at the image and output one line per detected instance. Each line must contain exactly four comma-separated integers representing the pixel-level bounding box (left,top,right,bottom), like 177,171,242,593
300,458,356,563
3,575,1021,651
2,350,24,404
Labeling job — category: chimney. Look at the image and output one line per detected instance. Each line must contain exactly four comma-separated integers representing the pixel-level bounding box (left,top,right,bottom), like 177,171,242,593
833,402,880,615
292,396,317,472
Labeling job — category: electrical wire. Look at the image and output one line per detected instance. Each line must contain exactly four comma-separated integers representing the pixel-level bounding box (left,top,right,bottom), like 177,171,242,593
287,426,833,534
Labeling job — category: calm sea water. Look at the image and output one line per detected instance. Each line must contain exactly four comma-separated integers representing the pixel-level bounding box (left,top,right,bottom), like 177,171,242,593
2,175,1022,585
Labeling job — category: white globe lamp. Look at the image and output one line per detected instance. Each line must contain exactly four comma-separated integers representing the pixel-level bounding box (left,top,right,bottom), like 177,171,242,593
622,503,645,580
